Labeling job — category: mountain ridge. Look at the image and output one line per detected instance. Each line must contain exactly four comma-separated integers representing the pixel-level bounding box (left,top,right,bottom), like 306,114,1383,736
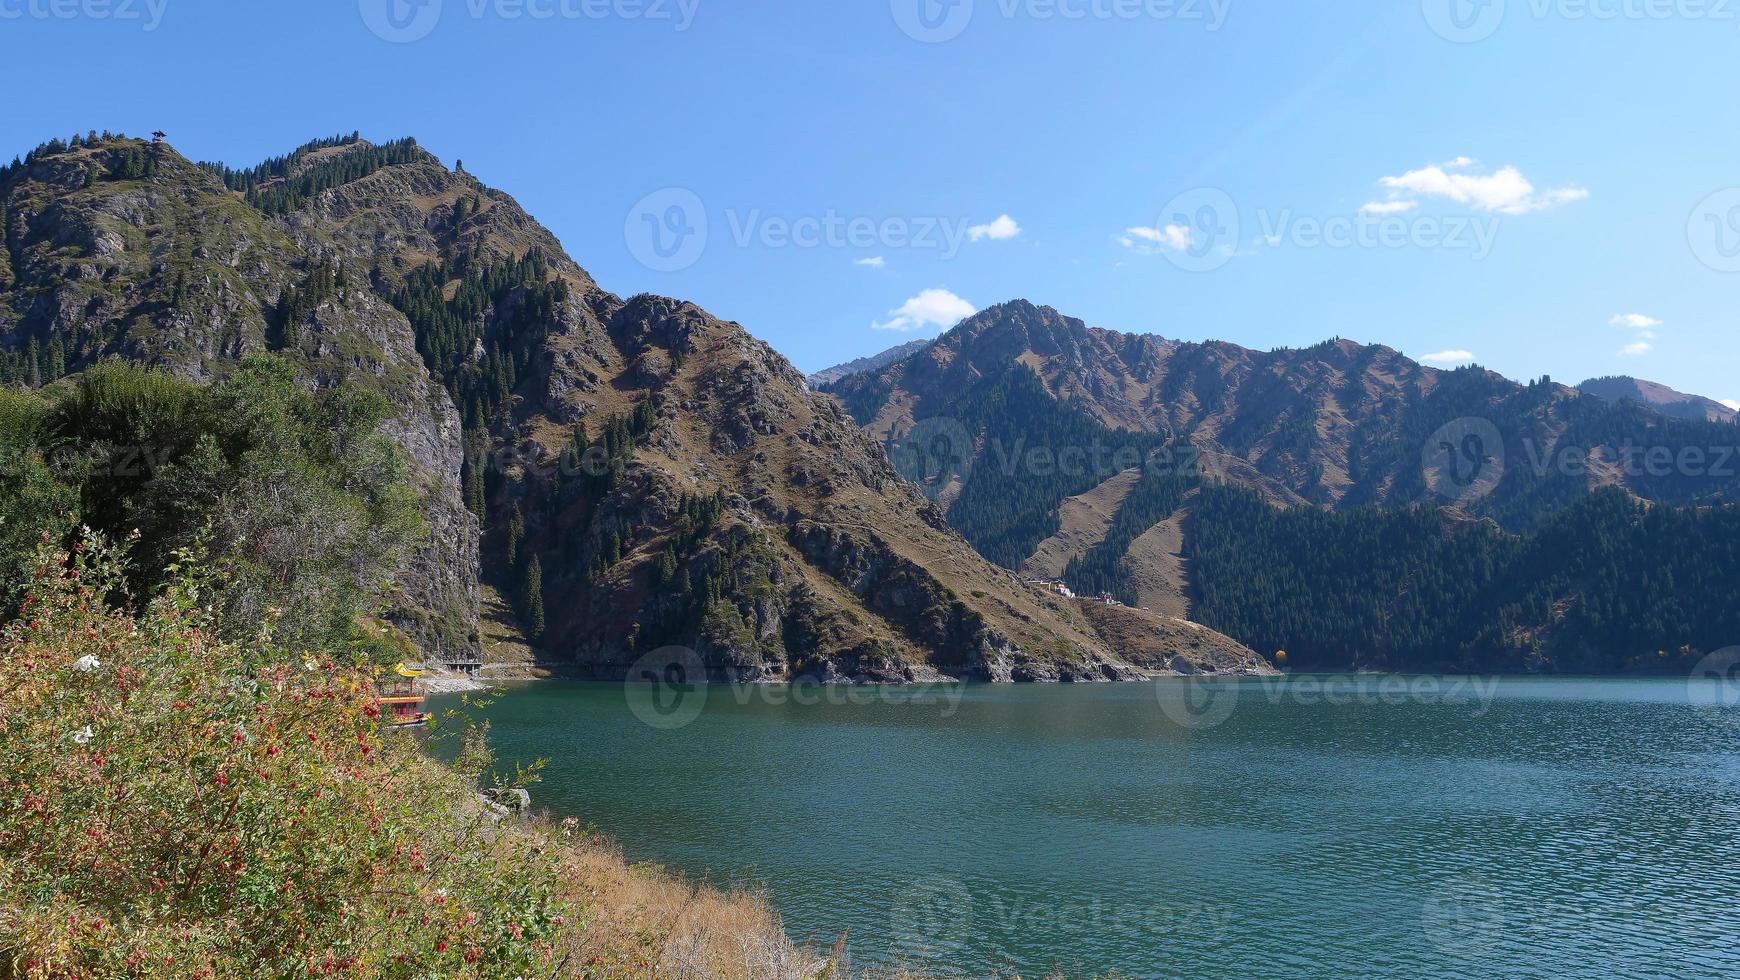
820,298,1740,673
1577,374,1737,423
807,338,933,387
0,132,1269,682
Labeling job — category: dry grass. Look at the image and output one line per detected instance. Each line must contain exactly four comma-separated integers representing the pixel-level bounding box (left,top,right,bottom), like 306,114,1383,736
518,817,965,979
519,816,825,979
1020,468,1143,581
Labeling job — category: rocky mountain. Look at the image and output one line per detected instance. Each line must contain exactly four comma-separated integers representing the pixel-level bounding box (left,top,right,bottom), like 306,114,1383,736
822,301,1740,672
0,133,1267,682
807,338,933,387
829,301,1740,529
1578,375,1737,424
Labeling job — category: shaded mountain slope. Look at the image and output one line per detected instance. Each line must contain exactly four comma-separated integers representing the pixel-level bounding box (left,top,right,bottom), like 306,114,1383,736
823,300,1740,673
829,300,1740,544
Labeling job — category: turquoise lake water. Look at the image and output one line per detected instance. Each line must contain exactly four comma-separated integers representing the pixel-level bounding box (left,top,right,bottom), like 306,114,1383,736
430,676,1740,978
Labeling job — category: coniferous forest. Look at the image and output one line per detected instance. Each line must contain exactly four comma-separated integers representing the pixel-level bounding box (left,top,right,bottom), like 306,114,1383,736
862,359,1740,675
904,364,1169,569
1189,484,1740,674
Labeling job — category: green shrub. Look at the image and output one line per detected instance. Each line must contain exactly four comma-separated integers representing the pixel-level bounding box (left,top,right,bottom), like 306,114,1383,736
0,532,569,977
16,356,423,652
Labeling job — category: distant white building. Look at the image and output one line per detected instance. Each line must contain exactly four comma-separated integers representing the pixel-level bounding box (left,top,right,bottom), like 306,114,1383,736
1022,578,1076,599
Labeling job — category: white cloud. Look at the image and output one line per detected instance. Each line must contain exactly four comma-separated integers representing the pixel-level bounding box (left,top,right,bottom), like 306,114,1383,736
1360,200,1418,216
1611,313,1660,340
1371,158,1588,215
854,256,886,268
968,214,1022,242
1619,341,1653,357
1721,399,1740,412
1421,349,1476,366
1120,223,1193,254
871,288,976,333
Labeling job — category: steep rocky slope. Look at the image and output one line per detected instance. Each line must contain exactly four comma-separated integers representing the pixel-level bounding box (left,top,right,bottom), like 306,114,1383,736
823,300,1740,662
0,134,1268,681
829,300,1740,531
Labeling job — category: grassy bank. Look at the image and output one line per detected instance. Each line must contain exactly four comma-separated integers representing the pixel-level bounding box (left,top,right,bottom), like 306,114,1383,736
0,532,832,979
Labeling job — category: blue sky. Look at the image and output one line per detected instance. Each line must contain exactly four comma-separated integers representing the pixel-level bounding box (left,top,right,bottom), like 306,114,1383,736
6,0,1738,404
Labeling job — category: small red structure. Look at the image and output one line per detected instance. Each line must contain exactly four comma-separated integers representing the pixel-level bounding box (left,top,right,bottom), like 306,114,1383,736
379,664,432,729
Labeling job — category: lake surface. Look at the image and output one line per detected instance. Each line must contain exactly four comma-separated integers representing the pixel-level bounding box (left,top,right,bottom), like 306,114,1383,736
431,676,1740,978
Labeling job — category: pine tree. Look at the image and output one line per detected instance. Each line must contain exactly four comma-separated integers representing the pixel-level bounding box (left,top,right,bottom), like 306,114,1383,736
462,429,487,516
521,556,545,641
45,336,65,382
653,546,678,588
506,504,525,572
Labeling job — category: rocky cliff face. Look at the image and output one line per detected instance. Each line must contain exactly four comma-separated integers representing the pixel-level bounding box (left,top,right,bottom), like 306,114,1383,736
0,135,1268,681
488,289,1266,681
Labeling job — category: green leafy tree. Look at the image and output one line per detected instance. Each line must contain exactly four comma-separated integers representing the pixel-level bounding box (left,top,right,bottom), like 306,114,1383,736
32,356,422,651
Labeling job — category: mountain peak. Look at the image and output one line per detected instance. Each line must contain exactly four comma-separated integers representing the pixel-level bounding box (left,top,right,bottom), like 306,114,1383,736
1578,375,1736,423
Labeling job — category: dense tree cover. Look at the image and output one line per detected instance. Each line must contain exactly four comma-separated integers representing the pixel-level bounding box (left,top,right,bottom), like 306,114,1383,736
0,389,78,607
0,356,422,651
0,134,167,193
1063,461,1196,604
0,131,133,186
0,335,68,387
906,364,1169,569
1332,367,1740,530
202,136,424,215
630,502,758,656
1330,367,1548,511
1189,484,1740,673
195,132,364,191
647,489,730,588
559,406,660,580
543,400,727,654
196,134,423,214
827,370,894,427
103,143,160,182
389,247,569,433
